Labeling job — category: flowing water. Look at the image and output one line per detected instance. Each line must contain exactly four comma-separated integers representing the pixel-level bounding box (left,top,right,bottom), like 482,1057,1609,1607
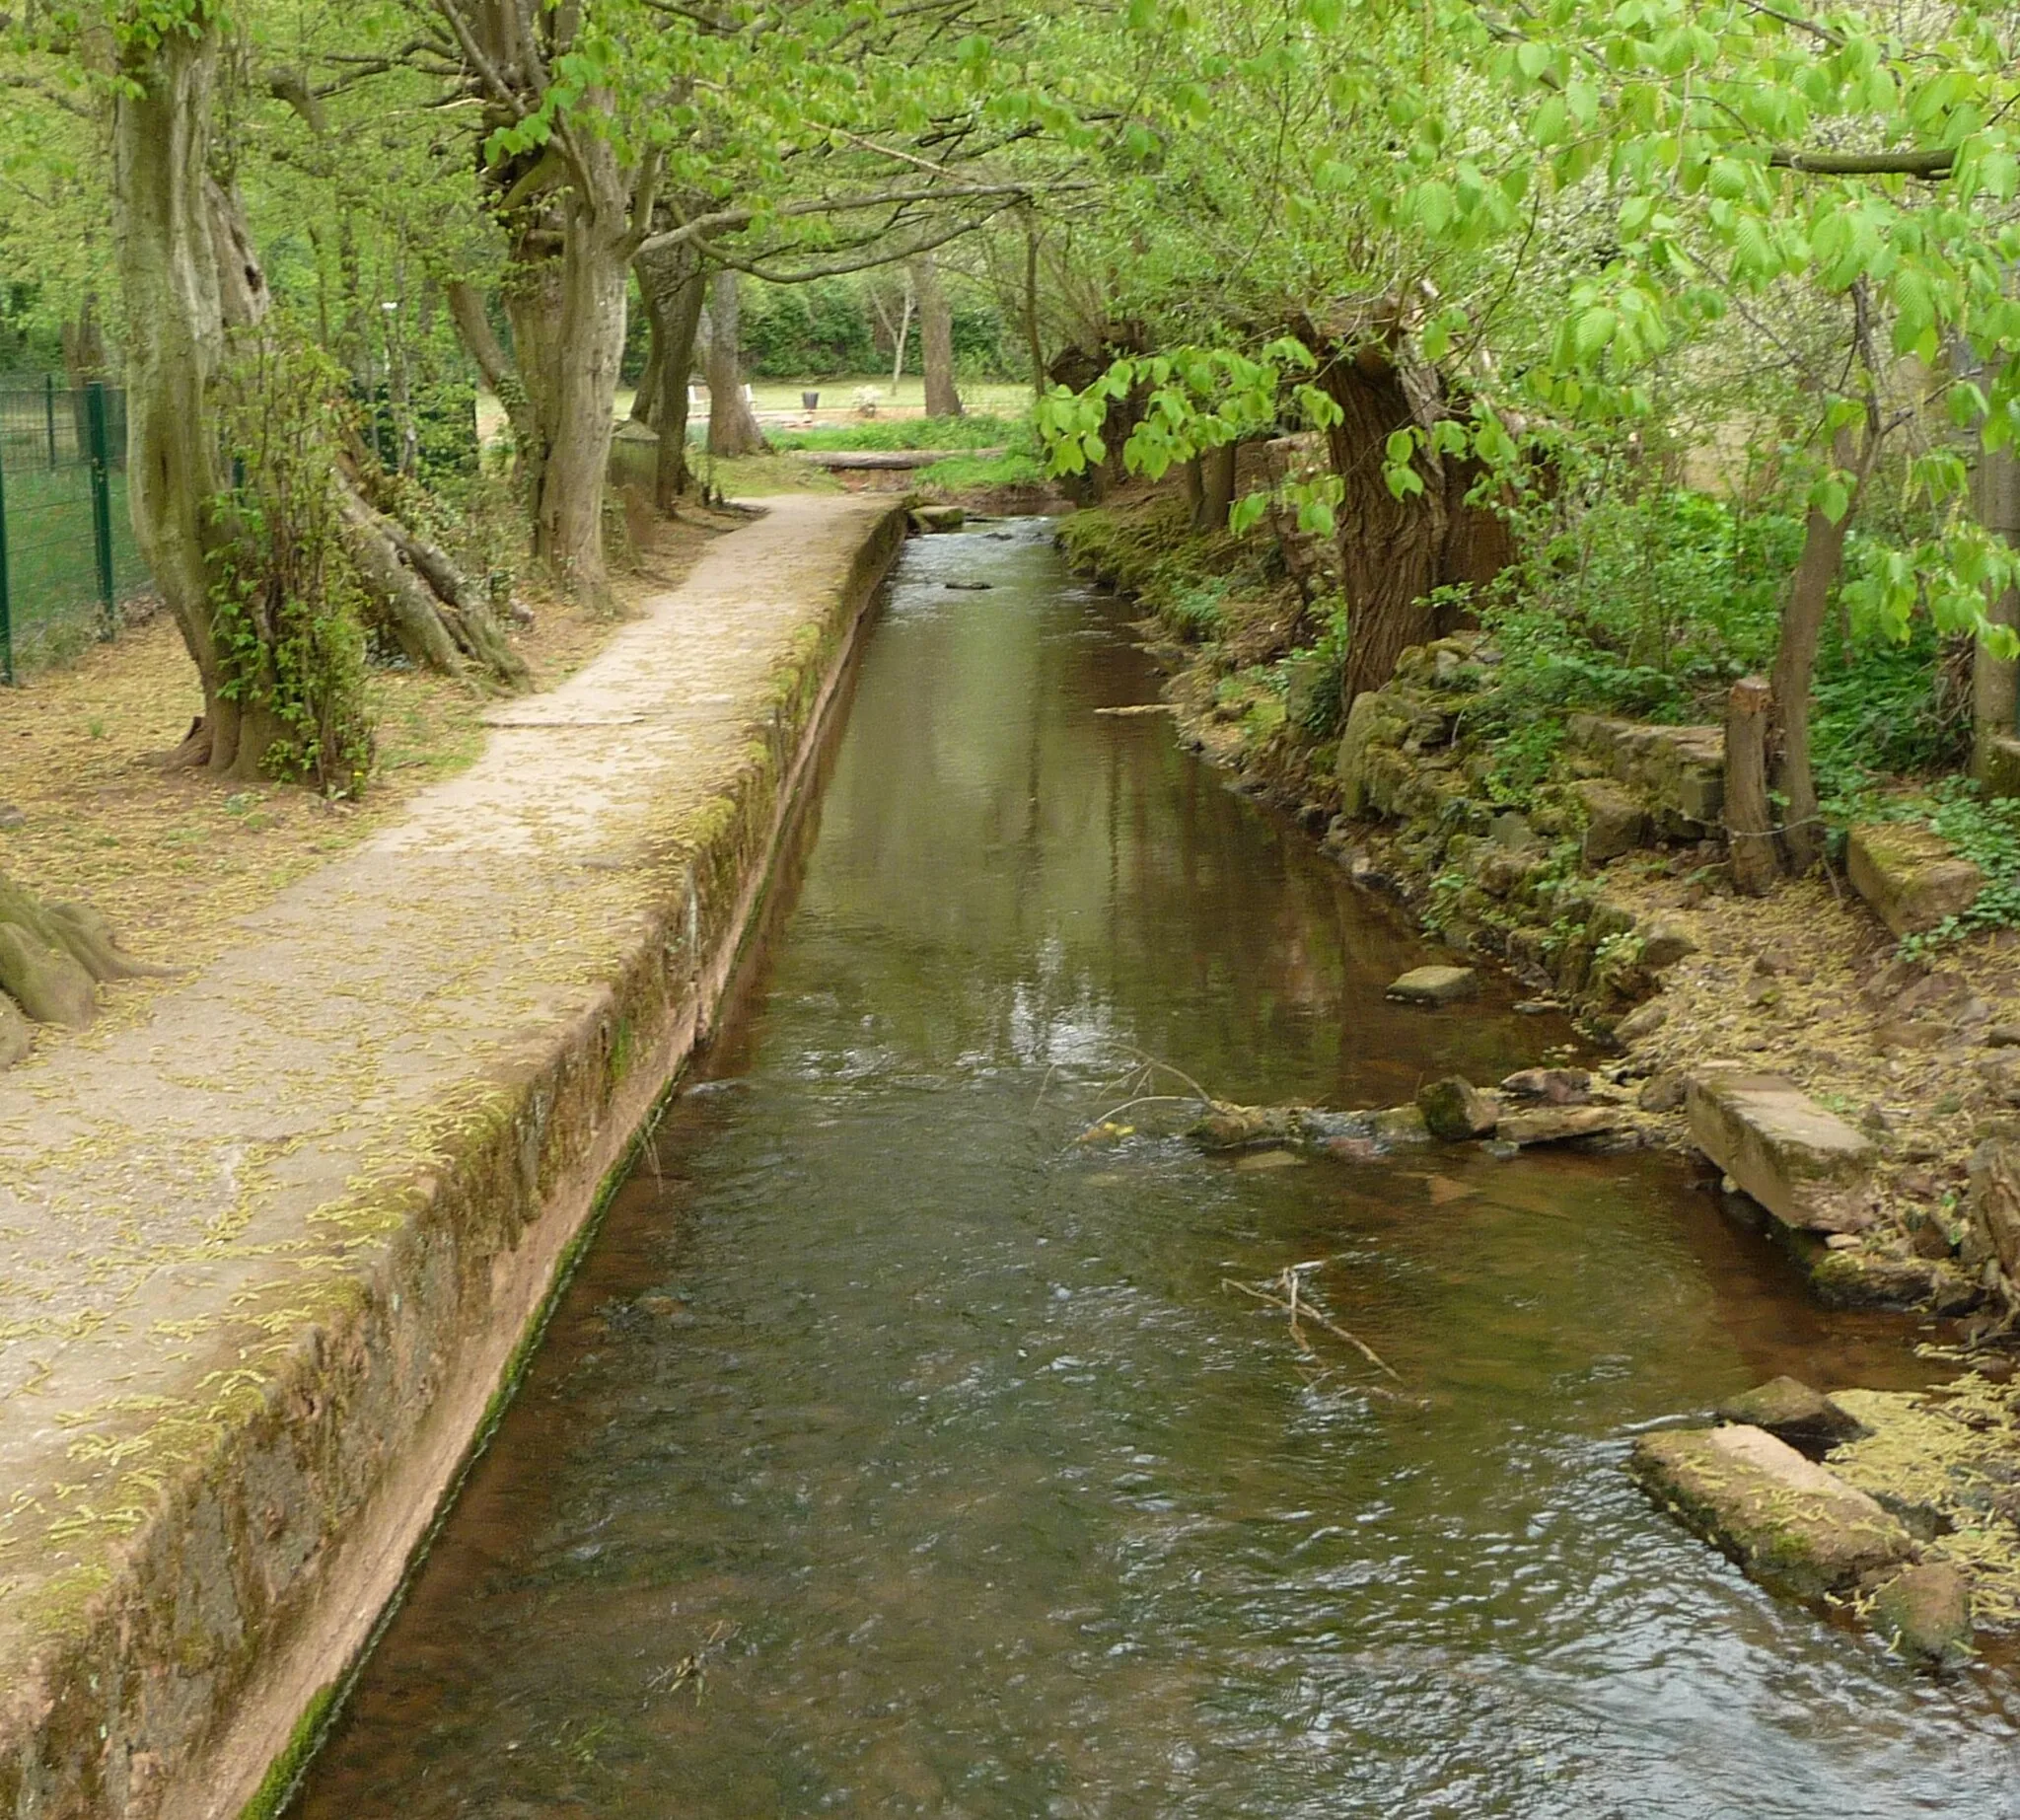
294,522,2020,1817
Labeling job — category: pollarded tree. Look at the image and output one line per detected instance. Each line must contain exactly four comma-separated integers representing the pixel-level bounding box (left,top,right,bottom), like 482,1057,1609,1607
704,269,768,457
911,252,964,418
1033,0,1523,709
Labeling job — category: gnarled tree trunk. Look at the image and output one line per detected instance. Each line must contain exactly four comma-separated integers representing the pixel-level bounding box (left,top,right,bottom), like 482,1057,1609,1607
705,269,767,457
111,9,244,766
1313,339,1512,713
0,870,178,1065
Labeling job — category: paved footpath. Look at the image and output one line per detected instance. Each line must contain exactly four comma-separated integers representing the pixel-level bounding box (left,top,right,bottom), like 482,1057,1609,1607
0,493,902,1817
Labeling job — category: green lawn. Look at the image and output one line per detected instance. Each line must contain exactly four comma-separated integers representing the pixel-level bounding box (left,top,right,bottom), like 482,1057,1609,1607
767,412,1027,454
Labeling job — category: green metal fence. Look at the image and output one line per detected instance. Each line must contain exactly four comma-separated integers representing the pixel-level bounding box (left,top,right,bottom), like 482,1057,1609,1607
0,380,153,683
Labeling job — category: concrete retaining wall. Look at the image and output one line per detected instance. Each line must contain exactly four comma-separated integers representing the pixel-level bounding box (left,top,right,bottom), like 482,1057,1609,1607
0,501,906,1820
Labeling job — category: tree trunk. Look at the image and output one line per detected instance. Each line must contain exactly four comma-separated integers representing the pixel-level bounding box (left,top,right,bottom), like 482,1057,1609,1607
1312,340,1512,711
61,295,107,386
446,276,539,462
1023,214,1046,401
1196,441,1236,533
334,471,532,689
531,156,632,602
1768,467,1860,875
911,252,962,419
890,281,912,392
637,240,705,510
706,269,767,458
1318,347,1450,709
1725,676,1780,895
630,320,662,427
110,11,255,771
1976,445,2020,786
0,872,177,1056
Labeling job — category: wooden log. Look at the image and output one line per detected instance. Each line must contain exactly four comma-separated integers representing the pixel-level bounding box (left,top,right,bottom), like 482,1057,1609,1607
1726,675,1781,896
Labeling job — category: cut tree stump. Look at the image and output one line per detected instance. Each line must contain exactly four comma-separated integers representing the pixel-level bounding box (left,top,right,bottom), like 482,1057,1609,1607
1725,675,1779,895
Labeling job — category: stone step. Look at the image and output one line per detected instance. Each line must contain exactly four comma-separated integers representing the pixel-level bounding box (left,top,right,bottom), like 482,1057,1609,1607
1845,821,1983,937
1686,1064,1877,1232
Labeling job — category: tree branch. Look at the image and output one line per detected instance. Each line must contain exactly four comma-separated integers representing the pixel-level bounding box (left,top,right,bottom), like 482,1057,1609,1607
1768,145,1955,177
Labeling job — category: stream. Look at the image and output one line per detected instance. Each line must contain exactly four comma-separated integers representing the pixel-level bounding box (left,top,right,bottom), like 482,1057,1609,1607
292,519,2020,1817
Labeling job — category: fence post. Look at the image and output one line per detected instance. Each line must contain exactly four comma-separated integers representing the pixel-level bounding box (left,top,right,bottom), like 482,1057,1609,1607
44,373,57,469
0,425,13,686
85,381,116,639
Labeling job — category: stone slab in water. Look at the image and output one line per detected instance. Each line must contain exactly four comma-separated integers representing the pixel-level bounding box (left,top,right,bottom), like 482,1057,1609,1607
1387,964,1478,1005
1630,1424,1913,1600
1497,1104,1619,1146
1715,1375,1868,1449
1686,1065,1877,1233
1846,822,1984,938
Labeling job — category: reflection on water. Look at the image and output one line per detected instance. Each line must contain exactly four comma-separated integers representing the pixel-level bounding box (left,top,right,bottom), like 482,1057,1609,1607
294,522,2020,1817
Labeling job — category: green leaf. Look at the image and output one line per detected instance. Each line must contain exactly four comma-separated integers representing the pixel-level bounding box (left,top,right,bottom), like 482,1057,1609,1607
1573,307,1618,361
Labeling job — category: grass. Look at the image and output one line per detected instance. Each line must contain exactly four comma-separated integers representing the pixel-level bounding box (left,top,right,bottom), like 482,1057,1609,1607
915,448,1048,490
768,411,1025,454
742,376,1033,418
476,380,1035,453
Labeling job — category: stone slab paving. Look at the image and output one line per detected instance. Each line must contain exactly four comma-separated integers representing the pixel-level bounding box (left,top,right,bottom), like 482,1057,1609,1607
0,494,899,1805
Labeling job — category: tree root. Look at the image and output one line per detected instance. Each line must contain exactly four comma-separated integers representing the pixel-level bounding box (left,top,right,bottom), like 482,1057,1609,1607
0,871,181,1060
334,469,532,692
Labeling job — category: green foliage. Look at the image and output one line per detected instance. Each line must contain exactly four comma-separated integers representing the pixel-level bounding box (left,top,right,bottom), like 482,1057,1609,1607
1810,625,1968,815
1280,596,1349,739
1164,577,1230,642
743,279,880,379
207,331,374,796
1479,716,1567,807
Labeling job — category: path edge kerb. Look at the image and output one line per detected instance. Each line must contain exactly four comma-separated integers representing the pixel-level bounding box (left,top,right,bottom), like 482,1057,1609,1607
0,502,908,1820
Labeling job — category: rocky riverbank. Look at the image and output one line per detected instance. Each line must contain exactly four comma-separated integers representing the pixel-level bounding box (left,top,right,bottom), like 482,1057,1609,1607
1056,494,2020,1668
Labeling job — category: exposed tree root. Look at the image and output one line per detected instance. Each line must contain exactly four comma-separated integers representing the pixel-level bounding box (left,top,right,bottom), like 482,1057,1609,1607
0,870,180,1056
334,470,533,692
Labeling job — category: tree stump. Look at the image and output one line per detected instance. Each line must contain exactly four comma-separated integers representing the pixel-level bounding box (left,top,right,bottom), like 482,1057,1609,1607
1726,675,1781,896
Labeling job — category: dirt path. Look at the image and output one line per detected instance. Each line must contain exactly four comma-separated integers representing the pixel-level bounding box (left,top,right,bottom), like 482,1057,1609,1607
0,494,902,1816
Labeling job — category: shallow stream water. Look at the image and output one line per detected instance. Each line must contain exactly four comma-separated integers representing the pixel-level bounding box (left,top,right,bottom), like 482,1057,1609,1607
294,521,2020,1817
